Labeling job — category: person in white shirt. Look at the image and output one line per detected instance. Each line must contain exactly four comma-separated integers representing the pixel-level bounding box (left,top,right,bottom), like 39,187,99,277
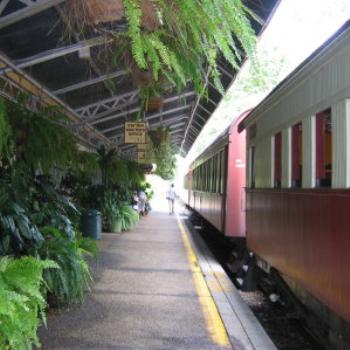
166,184,176,215
138,190,147,216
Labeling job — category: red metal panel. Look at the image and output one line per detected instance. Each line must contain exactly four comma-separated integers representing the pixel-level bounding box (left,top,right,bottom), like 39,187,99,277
246,189,350,322
225,113,248,237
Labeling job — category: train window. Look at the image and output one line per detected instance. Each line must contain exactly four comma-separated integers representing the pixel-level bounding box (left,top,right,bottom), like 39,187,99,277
184,174,188,190
210,157,215,193
197,168,199,190
207,159,211,192
211,156,216,192
213,154,218,192
208,158,212,192
292,123,303,188
220,150,225,193
216,156,219,192
216,153,220,192
193,169,196,190
200,164,204,191
316,109,332,187
249,146,256,188
205,161,209,191
274,132,282,188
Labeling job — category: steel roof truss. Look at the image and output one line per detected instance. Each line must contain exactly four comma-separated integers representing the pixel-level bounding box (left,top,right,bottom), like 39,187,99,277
77,90,139,120
217,63,235,80
98,104,191,133
0,0,65,30
54,70,128,95
91,91,195,125
194,112,207,124
197,103,211,116
104,114,188,138
10,36,110,70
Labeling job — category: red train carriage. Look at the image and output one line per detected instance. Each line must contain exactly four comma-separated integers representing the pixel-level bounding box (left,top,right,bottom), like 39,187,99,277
184,111,249,238
239,20,350,348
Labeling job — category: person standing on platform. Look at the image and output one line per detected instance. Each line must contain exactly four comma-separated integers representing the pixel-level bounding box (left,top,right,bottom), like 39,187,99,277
166,184,176,215
138,189,147,216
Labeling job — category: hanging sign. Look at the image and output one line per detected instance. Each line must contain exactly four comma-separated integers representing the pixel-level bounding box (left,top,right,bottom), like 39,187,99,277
124,122,146,144
137,134,152,149
137,142,151,151
137,143,147,151
137,151,146,163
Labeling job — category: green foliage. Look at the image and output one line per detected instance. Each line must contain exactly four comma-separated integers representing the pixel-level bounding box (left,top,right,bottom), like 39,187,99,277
0,99,11,158
0,164,80,256
108,159,130,184
39,227,96,306
0,256,57,350
97,145,117,187
0,182,43,256
112,0,257,95
75,151,99,178
30,177,79,240
148,127,177,180
4,97,78,174
153,142,177,180
100,190,120,232
99,190,139,232
127,161,145,188
118,203,139,232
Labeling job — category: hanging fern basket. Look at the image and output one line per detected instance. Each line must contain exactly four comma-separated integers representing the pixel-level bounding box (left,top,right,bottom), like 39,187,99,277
145,96,164,112
148,127,169,147
70,0,160,30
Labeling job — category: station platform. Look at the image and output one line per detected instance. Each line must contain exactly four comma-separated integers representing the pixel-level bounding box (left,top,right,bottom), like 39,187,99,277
39,209,276,350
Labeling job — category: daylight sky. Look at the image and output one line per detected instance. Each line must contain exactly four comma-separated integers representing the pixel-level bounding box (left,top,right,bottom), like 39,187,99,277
181,0,350,172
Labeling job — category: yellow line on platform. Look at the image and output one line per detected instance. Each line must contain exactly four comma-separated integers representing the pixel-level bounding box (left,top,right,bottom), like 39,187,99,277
176,216,230,348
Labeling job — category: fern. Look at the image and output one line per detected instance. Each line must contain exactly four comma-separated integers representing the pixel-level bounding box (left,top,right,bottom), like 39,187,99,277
124,0,147,69
0,256,57,350
0,99,11,158
118,203,139,231
39,227,96,306
4,98,78,174
117,0,256,95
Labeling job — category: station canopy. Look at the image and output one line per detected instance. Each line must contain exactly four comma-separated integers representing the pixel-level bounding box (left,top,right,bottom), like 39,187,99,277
0,0,279,157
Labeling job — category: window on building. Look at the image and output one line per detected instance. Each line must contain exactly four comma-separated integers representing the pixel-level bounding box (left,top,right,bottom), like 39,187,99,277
316,109,332,187
292,123,303,188
274,132,282,188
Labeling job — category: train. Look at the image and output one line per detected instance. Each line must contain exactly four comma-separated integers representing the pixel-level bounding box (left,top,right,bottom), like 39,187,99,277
182,20,350,349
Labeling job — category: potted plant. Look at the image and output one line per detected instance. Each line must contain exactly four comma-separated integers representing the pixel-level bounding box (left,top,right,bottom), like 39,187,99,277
100,190,123,233
66,0,256,101
68,0,160,29
148,126,169,147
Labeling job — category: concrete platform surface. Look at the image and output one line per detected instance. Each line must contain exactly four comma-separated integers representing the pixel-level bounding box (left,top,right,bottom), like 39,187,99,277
39,212,232,350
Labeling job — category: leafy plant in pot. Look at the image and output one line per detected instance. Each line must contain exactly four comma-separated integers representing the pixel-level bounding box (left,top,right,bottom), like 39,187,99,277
100,190,122,233
148,126,170,147
139,84,165,113
38,226,97,307
68,0,160,29
148,128,177,180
